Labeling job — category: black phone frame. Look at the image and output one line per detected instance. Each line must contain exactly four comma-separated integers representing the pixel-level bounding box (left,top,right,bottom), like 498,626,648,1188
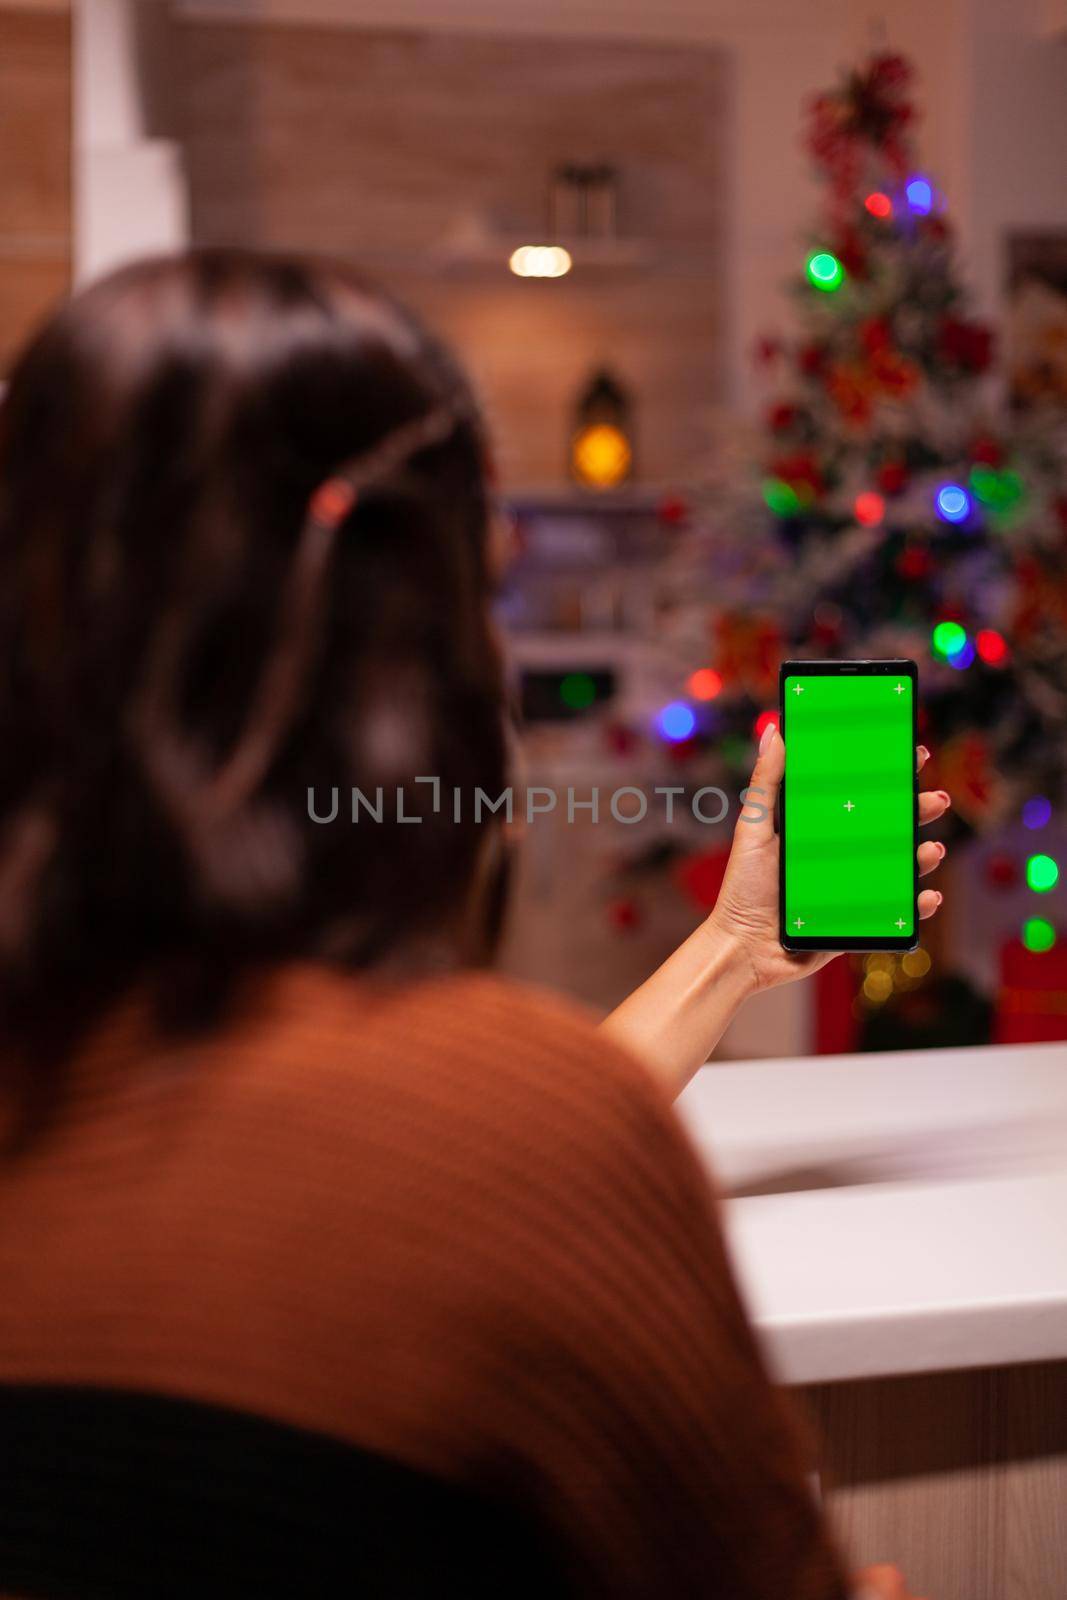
778,658,920,953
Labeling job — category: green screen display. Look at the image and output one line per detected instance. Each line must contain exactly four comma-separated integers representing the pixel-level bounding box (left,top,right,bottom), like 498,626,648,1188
783,671,915,942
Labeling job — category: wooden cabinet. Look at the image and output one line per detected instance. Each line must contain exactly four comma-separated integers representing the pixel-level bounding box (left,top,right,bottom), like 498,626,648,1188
0,5,70,372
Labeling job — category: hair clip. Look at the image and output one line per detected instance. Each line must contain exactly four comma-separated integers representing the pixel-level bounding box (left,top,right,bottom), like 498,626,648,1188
307,476,358,531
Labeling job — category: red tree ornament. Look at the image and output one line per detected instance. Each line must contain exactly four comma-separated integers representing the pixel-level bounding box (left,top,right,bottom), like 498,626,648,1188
969,436,1003,467
805,53,914,199
768,402,800,433
835,229,868,279
606,896,642,933
870,347,920,397
715,611,783,696
811,614,842,648
920,215,951,245
604,721,640,758
878,459,909,496
656,493,690,527
754,335,783,368
985,853,1018,891
860,316,892,355
939,731,1002,825
798,341,829,378
770,451,824,501
827,364,874,425
938,316,994,373
897,544,933,580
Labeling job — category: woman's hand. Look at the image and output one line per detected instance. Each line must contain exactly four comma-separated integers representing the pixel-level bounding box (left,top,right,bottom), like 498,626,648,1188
603,721,951,1098
707,723,949,994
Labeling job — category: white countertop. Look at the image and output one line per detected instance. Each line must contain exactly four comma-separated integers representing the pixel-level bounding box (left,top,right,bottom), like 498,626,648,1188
676,1042,1067,1385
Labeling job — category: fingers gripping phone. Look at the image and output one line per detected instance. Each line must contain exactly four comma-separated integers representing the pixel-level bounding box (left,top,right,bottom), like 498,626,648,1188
779,659,919,952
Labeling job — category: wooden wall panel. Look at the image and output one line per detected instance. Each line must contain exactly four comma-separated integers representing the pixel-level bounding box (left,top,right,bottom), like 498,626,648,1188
0,5,70,371
804,1361,1067,1600
177,21,726,487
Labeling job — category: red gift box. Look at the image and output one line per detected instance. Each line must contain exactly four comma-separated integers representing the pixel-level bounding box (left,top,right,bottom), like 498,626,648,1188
995,938,1067,1044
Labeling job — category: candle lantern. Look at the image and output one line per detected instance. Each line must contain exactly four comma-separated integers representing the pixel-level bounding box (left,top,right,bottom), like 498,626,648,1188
569,369,634,490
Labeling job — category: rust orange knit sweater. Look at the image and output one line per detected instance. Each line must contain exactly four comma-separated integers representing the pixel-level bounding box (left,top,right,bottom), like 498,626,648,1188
0,965,847,1598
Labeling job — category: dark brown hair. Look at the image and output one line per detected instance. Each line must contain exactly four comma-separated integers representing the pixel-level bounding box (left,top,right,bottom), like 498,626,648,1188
0,250,508,1108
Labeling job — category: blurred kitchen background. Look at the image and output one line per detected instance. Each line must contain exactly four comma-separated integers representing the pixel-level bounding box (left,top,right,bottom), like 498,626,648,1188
4,0,1067,1057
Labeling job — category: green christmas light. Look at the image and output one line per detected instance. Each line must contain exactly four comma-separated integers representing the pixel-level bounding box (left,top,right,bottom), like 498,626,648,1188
1026,853,1059,893
1022,916,1056,953
931,620,967,660
762,478,801,517
969,465,998,504
806,251,845,292
969,465,1024,514
560,672,597,711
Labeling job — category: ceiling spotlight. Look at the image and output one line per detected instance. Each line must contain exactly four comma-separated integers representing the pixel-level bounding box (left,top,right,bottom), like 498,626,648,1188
509,245,573,279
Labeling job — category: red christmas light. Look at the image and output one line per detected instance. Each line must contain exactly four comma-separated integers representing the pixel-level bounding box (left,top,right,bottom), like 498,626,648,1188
976,629,1009,666
865,191,893,219
854,491,885,527
754,710,779,741
688,668,724,701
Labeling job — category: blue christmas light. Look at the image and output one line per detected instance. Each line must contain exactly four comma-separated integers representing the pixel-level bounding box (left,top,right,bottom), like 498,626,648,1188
1023,796,1052,831
905,176,934,215
936,483,972,524
657,701,696,743
947,640,975,670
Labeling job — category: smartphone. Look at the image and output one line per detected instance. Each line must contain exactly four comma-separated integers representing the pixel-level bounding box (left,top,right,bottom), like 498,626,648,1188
779,659,918,952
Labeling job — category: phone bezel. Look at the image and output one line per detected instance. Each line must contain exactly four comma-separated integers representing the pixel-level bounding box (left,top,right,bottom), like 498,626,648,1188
778,658,920,953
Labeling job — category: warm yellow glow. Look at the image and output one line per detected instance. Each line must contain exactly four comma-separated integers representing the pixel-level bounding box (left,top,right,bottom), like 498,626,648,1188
571,423,632,489
509,245,573,279
901,947,932,977
862,970,893,1004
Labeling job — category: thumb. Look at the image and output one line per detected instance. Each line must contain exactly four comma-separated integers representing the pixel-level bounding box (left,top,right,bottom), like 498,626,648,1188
736,721,783,844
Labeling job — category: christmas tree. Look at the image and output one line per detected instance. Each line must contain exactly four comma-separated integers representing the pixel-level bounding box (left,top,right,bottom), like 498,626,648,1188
616,51,1067,1039
651,52,1067,828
